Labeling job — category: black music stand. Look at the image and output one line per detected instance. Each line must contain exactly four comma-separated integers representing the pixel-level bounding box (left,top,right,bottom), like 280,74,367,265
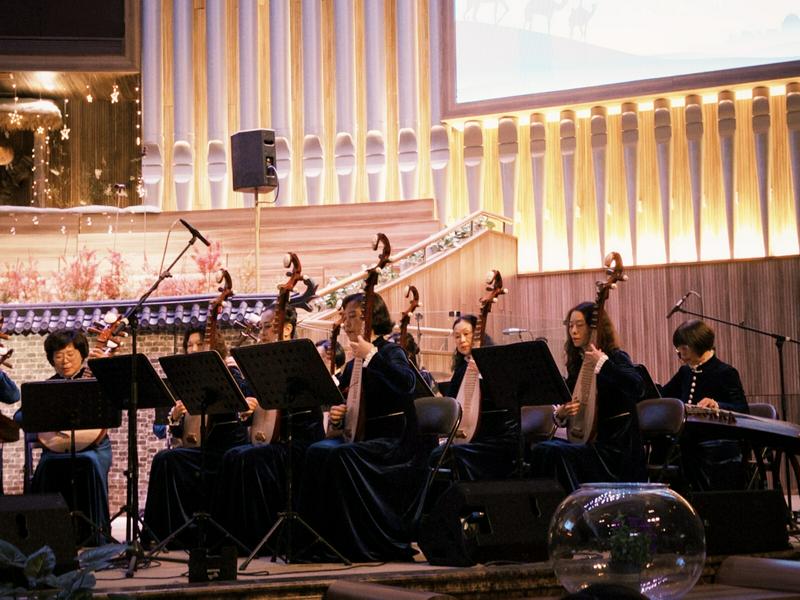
150,350,251,561
88,353,176,546
21,378,122,546
231,339,350,568
472,340,571,475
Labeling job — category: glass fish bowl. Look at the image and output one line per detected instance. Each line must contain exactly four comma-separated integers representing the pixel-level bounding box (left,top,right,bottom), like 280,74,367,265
549,483,705,599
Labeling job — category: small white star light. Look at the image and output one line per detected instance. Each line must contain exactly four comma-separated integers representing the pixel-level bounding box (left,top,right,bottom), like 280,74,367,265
60,126,70,140
110,84,120,104
36,126,45,135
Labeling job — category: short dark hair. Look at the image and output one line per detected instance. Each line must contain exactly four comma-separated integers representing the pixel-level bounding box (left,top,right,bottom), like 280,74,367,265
672,319,715,354
316,339,345,368
341,292,394,336
44,329,89,366
262,304,298,339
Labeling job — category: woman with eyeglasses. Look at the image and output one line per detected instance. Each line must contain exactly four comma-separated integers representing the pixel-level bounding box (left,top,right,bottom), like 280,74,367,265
659,319,748,491
528,302,645,493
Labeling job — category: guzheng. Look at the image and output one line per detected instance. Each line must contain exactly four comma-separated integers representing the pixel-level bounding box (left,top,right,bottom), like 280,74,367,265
683,405,800,454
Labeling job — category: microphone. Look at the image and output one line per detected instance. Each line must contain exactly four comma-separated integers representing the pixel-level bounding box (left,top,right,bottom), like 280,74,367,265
502,327,529,335
666,290,699,319
179,219,211,247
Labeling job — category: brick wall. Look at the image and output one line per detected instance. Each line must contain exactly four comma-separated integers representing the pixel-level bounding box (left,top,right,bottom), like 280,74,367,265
0,329,244,511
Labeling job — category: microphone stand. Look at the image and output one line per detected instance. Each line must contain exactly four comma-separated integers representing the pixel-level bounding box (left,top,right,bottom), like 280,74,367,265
117,233,203,577
675,306,800,518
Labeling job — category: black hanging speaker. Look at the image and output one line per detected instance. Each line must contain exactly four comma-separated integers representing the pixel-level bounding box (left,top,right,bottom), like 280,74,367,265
418,479,565,567
231,129,278,193
689,489,790,555
0,494,77,573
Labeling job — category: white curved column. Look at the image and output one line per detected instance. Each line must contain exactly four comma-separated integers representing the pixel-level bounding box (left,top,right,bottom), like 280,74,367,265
396,0,418,200
429,3,449,223
364,1,386,201
590,106,607,261
788,83,800,251
560,110,576,269
334,0,355,203
270,0,292,205
207,0,228,209
654,99,672,262
718,91,736,259
497,116,517,233
753,86,770,255
172,0,194,211
463,121,484,214
530,113,546,271
141,0,163,208
685,95,703,261
621,103,638,264
302,0,323,205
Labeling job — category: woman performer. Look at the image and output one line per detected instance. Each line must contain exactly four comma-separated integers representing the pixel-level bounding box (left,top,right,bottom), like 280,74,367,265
30,329,112,544
297,292,430,562
213,306,326,553
142,326,257,548
659,319,748,491
529,302,645,492
429,314,518,481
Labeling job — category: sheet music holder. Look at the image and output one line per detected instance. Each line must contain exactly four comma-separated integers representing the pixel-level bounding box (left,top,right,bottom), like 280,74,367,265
148,350,251,562
472,341,571,477
230,339,350,568
20,378,122,546
635,364,663,399
88,353,176,410
21,379,122,433
158,350,249,417
472,340,571,410
231,339,343,411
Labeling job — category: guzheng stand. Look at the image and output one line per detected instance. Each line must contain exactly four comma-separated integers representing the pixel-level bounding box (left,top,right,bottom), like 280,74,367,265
674,305,800,521
472,340,571,477
153,350,251,576
88,353,176,560
231,339,350,568
21,378,122,546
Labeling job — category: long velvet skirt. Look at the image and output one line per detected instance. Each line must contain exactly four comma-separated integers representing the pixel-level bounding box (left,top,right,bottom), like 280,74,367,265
213,439,313,553
142,446,231,548
429,410,519,482
297,437,427,563
31,437,112,546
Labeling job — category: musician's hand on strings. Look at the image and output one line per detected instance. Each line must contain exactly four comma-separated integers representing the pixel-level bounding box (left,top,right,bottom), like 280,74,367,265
555,400,581,421
697,397,719,410
170,400,187,422
328,403,347,426
239,396,259,420
87,347,108,359
349,335,374,360
224,355,238,368
582,344,607,368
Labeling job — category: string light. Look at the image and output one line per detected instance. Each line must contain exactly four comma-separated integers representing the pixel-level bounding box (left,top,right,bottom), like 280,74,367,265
110,84,120,104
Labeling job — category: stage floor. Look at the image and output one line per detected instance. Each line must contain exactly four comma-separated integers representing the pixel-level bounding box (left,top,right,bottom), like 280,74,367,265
89,518,800,600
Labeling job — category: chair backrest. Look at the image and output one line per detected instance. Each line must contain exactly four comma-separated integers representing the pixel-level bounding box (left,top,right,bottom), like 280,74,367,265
637,397,685,437
414,396,462,438
521,405,556,441
748,403,777,420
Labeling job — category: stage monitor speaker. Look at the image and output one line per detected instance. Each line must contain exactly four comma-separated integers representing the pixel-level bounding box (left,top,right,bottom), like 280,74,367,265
0,493,77,573
231,129,278,193
689,489,789,555
418,479,565,567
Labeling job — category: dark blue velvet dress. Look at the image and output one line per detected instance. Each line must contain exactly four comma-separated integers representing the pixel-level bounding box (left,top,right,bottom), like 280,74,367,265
30,369,112,546
297,337,429,562
213,408,324,553
142,366,251,548
430,358,520,481
0,370,20,494
528,349,645,492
